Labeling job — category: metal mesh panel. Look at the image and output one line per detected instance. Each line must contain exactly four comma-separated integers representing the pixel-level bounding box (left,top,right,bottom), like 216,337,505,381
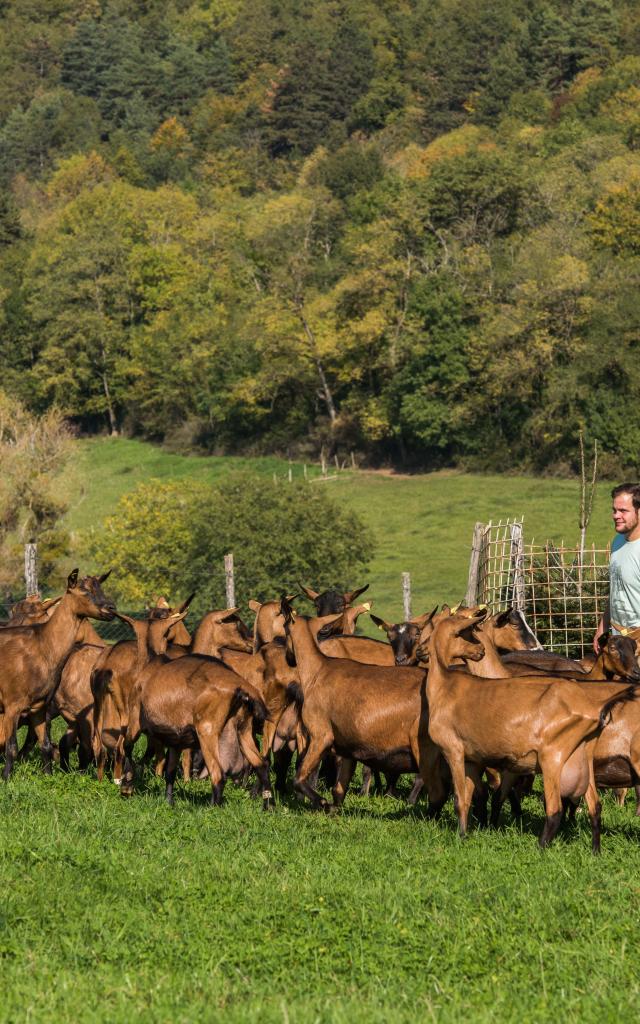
471,520,610,658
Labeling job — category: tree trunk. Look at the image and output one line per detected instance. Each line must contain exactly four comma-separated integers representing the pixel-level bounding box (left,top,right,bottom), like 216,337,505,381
297,309,337,425
102,373,119,437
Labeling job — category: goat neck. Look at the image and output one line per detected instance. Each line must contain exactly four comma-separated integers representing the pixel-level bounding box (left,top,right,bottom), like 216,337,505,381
37,594,94,669
461,623,507,678
286,615,326,689
426,615,485,699
190,609,251,658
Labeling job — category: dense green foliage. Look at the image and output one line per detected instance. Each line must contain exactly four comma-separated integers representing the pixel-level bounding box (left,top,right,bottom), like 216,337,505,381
0,391,71,596
2,1,640,471
3,751,640,1022
89,471,372,616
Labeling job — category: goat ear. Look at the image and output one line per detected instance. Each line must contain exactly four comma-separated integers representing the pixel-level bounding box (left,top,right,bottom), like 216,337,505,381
97,569,112,584
178,592,196,614
317,614,345,640
494,608,512,627
41,595,62,611
67,569,79,590
280,593,295,622
410,607,437,628
248,599,261,613
440,603,451,615
370,613,392,632
298,583,319,602
115,611,147,638
218,609,240,623
343,584,369,605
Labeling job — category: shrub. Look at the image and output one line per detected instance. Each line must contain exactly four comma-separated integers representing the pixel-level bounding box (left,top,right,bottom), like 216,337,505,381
90,471,374,616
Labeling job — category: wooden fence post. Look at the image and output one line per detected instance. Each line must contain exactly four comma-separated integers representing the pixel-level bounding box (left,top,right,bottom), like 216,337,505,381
25,541,38,597
509,523,525,611
465,523,484,607
224,553,235,609
402,572,411,620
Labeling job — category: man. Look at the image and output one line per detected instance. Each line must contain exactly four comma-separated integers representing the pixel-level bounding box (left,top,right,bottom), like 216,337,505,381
594,482,640,652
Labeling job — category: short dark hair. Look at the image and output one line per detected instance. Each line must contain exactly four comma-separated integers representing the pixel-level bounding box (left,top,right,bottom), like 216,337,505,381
611,483,640,509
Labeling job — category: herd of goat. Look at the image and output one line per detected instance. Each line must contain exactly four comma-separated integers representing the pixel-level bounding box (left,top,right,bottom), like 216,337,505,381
2,568,640,853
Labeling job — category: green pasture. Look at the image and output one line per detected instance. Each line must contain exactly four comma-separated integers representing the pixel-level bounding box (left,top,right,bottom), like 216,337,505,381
65,438,617,623
2,751,640,1024
2,439,636,1023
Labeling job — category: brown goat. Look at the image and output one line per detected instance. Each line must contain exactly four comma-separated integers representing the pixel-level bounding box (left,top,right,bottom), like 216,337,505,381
425,612,637,851
370,608,438,665
459,629,640,825
299,583,369,618
0,570,115,779
119,613,272,807
4,593,63,626
249,597,294,652
54,638,107,770
281,599,447,812
91,597,193,782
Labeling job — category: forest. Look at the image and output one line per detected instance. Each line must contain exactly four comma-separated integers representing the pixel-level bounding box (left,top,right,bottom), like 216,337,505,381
1,0,640,472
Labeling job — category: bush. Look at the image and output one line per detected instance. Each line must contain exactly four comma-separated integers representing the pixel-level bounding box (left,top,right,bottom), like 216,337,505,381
90,471,374,617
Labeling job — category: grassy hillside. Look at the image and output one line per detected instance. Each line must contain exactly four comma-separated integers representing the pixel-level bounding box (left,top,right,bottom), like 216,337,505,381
64,438,616,621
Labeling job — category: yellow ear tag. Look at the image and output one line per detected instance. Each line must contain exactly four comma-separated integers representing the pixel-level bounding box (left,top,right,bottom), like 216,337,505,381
450,602,461,614
362,602,371,611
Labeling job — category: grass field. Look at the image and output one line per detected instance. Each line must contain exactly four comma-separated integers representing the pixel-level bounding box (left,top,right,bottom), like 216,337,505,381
64,438,618,624
3,751,640,1023
4,438,634,1023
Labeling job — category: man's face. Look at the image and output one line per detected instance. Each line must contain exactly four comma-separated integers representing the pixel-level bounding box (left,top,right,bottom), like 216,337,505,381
612,493,639,535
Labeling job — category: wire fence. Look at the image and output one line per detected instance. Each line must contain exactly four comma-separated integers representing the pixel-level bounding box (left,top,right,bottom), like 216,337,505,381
467,519,610,658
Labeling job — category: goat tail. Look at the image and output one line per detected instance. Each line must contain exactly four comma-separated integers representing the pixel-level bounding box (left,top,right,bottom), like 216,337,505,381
285,681,304,708
598,685,638,729
231,686,269,729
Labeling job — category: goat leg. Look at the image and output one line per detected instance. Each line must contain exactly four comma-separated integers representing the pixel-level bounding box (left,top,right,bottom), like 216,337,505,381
407,774,424,806
164,747,180,806
383,773,402,799
2,711,20,782
293,735,333,810
17,721,38,762
332,757,356,809
236,717,273,810
29,706,53,775
273,746,293,794
539,763,563,849
59,726,77,772
359,765,373,797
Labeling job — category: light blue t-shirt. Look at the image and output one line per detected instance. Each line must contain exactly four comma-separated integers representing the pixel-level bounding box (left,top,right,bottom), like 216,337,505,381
609,533,640,629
